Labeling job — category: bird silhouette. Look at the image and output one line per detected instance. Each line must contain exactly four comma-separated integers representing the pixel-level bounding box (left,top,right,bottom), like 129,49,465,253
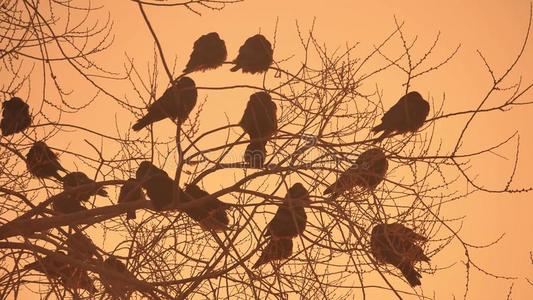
118,178,146,220
136,161,189,211
65,231,98,261
1,97,31,136
132,77,198,131
52,193,87,214
253,183,310,268
184,32,227,73
239,92,277,141
183,184,230,231
231,34,273,74
62,172,108,202
324,148,388,196
26,141,66,180
101,256,132,299
370,223,430,287
244,140,266,168
372,91,430,142
26,251,96,293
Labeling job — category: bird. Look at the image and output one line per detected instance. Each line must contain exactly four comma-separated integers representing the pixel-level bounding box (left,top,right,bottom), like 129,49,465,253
372,91,430,142
132,77,197,131
324,148,388,196
253,183,310,268
101,256,132,299
26,251,96,293
26,251,71,278
370,223,430,287
26,141,66,180
244,140,266,168
239,92,277,141
183,32,227,73
62,172,108,202
231,34,273,74
1,97,31,136
136,161,189,211
118,178,146,220
52,193,87,214
65,231,98,261
183,184,230,232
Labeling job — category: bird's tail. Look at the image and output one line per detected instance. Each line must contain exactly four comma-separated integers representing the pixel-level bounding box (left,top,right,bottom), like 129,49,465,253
132,116,151,131
400,265,422,287
53,173,63,181
97,187,108,197
126,210,136,220
371,123,385,133
252,238,293,269
230,65,241,72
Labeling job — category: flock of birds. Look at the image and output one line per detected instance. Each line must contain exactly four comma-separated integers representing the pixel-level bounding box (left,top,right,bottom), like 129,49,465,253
1,32,432,295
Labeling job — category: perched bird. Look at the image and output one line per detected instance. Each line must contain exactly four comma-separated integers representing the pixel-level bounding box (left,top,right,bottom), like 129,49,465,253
26,251,96,293
183,32,227,73
26,251,71,278
231,34,273,74
253,183,310,268
244,141,266,168
372,91,430,142
183,184,230,231
1,97,31,136
52,193,87,214
118,178,146,220
26,141,66,180
101,256,132,299
239,92,277,141
65,231,98,260
136,161,189,211
132,77,197,131
62,172,108,202
370,223,430,287
324,148,388,196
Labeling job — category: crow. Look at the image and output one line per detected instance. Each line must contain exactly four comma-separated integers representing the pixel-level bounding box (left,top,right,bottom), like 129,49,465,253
370,223,430,287
183,32,227,73
1,97,31,136
239,92,277,141
26,141,66,180
372,91,430,142
231,34,273,74
253,183,310,268
324,148,388,196
136,161,189,211
244,140,266,168
62,172,108,202
132,77,197,131
183,184,230,232
118,178,146,220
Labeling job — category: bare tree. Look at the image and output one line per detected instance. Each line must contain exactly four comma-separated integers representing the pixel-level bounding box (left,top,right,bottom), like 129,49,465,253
0,1,532,299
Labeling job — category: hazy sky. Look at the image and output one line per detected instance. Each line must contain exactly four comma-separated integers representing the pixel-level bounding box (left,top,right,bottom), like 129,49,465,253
18,0,533,298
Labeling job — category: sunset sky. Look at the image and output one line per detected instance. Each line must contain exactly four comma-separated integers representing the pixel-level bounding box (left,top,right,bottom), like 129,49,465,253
8,0,533,299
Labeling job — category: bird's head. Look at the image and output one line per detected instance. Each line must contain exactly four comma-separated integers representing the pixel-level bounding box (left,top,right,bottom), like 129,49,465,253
174,76,196,89
286,183,311,207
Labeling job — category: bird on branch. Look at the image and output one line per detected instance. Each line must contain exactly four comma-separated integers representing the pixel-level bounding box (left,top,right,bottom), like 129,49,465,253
132,77,198,131
26,141,67,180
118,178,146,220
372,91,430,142
231,34,273,74
370,223,430,287
253,183,310,268
324,148,388,196
183,32,227,73
183,184,230,232
1,97,31,136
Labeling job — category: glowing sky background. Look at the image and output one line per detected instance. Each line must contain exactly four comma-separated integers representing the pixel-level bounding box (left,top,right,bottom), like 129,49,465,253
17,0,533,298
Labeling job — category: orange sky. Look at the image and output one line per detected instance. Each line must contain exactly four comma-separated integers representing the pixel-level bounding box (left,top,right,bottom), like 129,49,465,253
12,0,533,299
